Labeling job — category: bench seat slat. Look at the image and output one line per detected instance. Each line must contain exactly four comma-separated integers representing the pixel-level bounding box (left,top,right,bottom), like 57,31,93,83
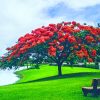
82,87,100,90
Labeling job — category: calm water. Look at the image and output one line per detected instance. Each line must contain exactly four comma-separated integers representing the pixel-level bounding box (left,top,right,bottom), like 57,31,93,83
0,67,27,86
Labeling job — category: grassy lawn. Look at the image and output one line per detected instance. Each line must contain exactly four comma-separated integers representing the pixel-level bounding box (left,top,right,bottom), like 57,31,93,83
0,64,100,100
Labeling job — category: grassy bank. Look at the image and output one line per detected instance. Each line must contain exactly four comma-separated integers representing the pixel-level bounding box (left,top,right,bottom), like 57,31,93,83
0,64,100,100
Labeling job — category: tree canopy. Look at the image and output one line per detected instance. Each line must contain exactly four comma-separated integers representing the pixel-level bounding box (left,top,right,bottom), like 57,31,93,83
1,21,100,76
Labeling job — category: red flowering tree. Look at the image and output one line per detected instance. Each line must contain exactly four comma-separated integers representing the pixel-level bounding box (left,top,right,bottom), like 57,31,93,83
5,21,100,76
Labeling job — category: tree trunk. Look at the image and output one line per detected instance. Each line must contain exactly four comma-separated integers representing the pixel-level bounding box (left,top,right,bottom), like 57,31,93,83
84,62,87,67
57,63,62,76
27,63,28,69
95,62,99,69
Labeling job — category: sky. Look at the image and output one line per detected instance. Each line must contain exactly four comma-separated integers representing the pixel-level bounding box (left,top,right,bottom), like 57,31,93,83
0,0,100,56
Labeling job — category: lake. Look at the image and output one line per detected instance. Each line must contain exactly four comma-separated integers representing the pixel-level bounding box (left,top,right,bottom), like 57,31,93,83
0,67,27,86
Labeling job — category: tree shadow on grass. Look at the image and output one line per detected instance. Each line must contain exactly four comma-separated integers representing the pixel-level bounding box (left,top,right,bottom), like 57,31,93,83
17,72,100,84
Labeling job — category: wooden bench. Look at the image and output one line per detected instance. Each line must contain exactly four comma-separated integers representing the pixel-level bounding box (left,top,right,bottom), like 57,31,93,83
82,78,100,96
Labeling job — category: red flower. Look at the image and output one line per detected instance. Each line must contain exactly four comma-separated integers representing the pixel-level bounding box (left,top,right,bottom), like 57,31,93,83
59,38,65,42
57,23,62,29
72,21,77,25
85,35,94,43
48,46,56,56
48,46,56,52
76,50,84,58
6,47,11,50
48,32,54,37
73,29,80,33
68,36,76,43
64,33,69,39
74,45,78,49
91,49,96,57
58,31,63,38
88,58,93,62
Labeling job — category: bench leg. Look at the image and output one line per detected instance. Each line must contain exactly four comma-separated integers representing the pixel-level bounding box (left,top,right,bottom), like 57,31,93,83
82,88,88,96
92,90,98,97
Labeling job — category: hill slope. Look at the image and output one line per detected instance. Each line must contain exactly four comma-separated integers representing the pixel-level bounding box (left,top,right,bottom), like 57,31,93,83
0,64,100,100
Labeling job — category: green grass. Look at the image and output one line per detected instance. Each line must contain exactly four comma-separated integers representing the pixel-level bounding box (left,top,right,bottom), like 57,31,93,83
0,64,100,100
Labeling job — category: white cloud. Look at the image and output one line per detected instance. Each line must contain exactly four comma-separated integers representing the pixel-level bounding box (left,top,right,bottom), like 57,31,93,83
0,0,100,56
64,0,100,9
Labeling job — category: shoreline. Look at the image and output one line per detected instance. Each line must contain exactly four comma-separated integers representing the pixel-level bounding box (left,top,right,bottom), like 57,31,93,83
0,66,27,86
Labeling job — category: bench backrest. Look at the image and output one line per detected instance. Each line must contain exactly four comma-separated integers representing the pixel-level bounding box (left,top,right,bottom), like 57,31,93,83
92,78,100,89
97,79,100,86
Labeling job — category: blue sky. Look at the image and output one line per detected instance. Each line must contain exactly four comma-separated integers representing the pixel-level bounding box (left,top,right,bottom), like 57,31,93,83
0,0,100,56
46,2,100,22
